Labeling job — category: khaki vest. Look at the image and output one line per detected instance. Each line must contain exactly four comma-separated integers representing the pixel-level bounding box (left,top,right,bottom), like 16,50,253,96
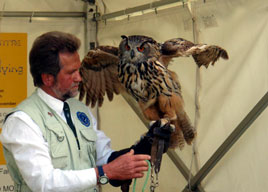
3,91,98,192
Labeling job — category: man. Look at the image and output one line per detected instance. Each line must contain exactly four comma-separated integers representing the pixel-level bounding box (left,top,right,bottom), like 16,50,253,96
0,31,171,192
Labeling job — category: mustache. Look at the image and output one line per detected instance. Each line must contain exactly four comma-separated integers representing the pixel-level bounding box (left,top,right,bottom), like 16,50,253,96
72,83,80,87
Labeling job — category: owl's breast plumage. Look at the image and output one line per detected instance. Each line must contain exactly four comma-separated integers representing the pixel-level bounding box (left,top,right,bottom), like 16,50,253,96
118,60,181,103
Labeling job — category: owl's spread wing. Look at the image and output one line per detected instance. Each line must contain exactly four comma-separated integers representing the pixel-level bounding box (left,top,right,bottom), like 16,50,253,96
79,46,122,108
160,38,229,68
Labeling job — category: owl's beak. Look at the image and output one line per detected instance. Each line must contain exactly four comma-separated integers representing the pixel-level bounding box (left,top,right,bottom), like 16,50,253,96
130,50,135,59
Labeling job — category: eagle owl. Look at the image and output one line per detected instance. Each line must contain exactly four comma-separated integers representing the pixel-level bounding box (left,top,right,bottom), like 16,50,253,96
79,35,228,149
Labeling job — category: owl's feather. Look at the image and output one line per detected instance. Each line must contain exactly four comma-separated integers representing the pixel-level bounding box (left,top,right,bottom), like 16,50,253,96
79,35,229,149
79,46,122,107
160,38,229,68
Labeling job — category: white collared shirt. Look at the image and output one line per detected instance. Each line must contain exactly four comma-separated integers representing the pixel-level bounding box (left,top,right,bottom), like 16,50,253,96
0,88,113,192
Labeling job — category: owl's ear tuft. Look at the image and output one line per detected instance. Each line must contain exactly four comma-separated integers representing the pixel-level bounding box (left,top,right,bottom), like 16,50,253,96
121,35,128,40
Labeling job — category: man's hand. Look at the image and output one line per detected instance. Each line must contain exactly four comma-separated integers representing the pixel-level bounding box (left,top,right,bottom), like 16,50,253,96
103,149,150,180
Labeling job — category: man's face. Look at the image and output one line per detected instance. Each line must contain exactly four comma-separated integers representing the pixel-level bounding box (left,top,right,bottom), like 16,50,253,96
51,51,82,101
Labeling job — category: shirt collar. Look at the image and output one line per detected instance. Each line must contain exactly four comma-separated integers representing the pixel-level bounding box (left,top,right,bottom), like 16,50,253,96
37,88,64,116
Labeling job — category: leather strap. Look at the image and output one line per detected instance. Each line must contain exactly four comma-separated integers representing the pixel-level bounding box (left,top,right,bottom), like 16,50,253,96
97,166,104,177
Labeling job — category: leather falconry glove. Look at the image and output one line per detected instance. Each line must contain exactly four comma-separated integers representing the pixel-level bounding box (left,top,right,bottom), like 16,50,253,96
107,119,174,187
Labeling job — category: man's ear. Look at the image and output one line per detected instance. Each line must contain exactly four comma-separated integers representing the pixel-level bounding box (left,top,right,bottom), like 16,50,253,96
41,73,55,87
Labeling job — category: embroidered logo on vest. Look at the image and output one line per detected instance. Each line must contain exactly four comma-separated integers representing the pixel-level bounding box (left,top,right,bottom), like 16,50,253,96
77,111,90,127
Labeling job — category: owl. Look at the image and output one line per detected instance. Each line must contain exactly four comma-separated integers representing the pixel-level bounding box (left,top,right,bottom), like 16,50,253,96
79,35,228,149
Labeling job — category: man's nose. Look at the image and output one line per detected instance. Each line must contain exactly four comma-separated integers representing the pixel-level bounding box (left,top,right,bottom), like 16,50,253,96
74,70,82,82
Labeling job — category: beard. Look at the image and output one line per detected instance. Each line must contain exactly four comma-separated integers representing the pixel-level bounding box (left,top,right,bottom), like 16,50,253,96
62,89,79,100
62,91,73,100
51,82,79,101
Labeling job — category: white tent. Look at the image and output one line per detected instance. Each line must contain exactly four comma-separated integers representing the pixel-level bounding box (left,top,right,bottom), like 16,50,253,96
0,0,267,191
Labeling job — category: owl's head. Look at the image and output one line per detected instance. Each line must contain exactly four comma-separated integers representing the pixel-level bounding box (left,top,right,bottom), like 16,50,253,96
118,35,160,64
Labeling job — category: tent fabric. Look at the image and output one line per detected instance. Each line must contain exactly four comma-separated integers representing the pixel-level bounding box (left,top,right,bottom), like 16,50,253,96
195,0,268,191
0,0,267,191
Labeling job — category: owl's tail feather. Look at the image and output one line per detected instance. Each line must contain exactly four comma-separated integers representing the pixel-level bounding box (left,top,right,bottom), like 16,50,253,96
178,112,196,145
170,113,196,150
171,96,196,149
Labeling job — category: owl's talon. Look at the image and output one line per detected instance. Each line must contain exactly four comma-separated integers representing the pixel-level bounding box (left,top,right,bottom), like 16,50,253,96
149,120,156,127
169,124,175,132
160,118,169,127
158,119,175,133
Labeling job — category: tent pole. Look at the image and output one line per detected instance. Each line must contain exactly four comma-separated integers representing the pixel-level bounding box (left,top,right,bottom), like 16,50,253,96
0,11,86,18
182,91,268,192
0,1,185,20
168,150,205,192
95,0,186,21
84,3,89,52
188,0,202,174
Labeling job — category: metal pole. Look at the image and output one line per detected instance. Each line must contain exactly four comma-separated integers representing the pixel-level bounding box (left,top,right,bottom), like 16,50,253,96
168,150,205,192
183,91,268,191
0,11,86,18
95,0,186,21
84,3,89,52
189,0,202,174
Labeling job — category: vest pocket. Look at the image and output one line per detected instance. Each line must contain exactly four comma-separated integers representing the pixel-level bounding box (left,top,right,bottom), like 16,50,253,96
46,124,68,169
79,129,97,166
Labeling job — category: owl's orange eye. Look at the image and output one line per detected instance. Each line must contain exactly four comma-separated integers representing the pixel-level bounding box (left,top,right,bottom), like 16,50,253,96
125,45,130,51
137,47,144,52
